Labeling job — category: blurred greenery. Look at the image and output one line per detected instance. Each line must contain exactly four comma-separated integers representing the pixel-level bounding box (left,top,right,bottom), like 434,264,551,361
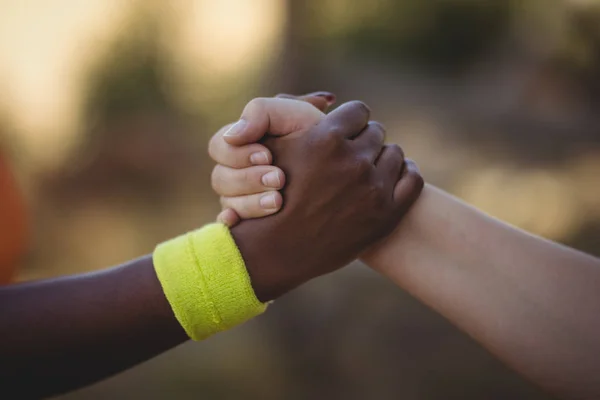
326,0,514,73
83,17,172,124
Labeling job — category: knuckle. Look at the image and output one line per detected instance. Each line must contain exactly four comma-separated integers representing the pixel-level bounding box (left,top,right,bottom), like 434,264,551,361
347,100,371,116
389,144,404,158
247,97,267,111
353,157,373,179
237,168,250,183
369,120,386,133
211,166,223,192
405,158,418,170
370,122,386,141
208,134,219,159
386,144,405,164
408,171,425,193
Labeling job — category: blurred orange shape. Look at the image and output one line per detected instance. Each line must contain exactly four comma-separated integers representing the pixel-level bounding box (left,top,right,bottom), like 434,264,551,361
0,152,28,284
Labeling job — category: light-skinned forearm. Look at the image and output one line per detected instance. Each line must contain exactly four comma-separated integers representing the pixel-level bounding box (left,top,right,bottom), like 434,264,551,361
363,184,600,400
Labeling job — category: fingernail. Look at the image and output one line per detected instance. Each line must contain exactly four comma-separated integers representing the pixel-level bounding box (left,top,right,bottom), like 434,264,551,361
259,193,278,209
224,120,247,137
315,92,336,103
261,171,281,188
250,151,269,165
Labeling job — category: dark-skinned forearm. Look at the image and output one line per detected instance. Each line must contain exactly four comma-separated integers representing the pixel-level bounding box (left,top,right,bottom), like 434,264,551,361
0,255,187,398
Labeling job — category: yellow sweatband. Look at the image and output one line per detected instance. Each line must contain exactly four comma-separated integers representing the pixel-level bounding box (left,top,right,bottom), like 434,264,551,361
153,223,267,341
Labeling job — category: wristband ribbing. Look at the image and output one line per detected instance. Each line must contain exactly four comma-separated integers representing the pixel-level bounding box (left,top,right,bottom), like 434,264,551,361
153,223,266,341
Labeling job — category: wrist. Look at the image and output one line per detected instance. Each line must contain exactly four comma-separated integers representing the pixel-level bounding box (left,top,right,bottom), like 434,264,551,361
362,184,451,276
153,223,267,341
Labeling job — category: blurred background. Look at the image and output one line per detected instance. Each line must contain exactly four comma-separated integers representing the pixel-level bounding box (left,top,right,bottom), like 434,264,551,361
0,0,599,398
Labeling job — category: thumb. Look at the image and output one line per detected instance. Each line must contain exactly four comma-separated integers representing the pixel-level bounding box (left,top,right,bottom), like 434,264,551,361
223,97,326,146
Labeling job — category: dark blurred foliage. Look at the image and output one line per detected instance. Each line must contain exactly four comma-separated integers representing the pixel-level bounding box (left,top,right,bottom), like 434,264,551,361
281,0,600,165
0,0,592,399
83,18,171,121
331,0,513,74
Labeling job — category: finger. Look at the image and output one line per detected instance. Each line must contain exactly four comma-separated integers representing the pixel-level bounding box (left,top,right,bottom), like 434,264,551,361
220,192,283,219
217,209,241,227
276,91,336,112
284,95,330,113
393,159,424,205
211,164,285,197
276,91,336,104
353,121,386,163
298,92,336,111
223,97,325,146
375,144,405,191
316,100,370,140
209,124,273,168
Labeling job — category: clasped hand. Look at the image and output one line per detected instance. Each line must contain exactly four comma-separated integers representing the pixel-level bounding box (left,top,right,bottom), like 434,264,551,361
208,93,423,302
